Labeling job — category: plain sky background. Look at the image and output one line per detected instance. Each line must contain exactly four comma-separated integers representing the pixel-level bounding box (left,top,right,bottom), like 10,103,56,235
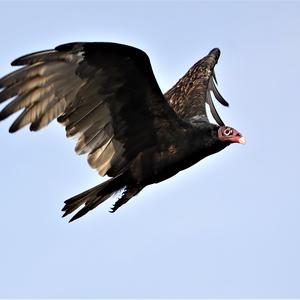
0,0,299,298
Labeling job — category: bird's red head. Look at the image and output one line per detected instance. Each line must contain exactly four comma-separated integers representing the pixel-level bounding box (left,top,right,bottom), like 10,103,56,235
218,127,246,144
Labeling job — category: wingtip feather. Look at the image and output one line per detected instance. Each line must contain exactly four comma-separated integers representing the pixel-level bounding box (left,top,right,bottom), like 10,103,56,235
11,54,33,66
11,59,21,66
0,111,7,121
8,124,19,133
211,78,229,107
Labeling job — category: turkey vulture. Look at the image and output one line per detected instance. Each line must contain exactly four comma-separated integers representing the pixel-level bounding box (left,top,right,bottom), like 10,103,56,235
0,42,245,222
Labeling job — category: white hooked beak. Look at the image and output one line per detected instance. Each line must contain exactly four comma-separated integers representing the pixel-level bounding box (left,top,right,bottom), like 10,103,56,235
238,136,246,144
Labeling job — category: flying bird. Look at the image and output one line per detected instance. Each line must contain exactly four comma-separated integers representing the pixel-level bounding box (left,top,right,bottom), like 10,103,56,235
0,42,245,222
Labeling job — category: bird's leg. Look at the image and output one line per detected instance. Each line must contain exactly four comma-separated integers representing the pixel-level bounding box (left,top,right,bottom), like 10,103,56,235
110,185,143,213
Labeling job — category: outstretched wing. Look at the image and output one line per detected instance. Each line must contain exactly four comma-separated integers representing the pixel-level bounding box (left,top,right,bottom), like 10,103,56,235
0,42,183,177
164,48,229,126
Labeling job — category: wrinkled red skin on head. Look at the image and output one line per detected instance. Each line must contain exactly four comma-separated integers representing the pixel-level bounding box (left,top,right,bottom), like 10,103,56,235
218,127,243,144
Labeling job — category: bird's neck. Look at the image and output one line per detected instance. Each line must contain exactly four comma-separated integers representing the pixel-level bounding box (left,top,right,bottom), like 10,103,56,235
191,127,227,155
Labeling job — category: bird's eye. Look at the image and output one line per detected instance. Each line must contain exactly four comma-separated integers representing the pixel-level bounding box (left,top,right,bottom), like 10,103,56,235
223,128,233,136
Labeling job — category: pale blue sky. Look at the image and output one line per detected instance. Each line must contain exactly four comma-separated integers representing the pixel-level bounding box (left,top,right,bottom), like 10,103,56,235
0,0,299,298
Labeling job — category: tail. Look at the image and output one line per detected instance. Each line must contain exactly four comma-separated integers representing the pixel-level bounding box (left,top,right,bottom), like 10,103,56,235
62,174,126,222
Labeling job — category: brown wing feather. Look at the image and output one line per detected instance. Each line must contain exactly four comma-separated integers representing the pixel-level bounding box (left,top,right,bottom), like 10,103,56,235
164,48,229,126
0,42,184,177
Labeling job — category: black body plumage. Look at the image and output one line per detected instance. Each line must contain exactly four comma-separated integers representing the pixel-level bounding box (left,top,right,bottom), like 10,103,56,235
0,42,237,222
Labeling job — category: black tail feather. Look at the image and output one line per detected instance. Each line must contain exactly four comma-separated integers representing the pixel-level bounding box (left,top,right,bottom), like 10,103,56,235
62,174,126,222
